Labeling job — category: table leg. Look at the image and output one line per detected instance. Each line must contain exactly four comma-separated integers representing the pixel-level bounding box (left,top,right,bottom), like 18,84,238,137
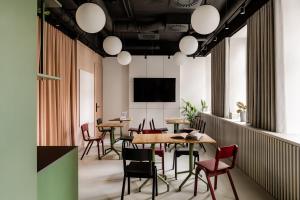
102,127,121,159
139,144,169,192
178,143,194,191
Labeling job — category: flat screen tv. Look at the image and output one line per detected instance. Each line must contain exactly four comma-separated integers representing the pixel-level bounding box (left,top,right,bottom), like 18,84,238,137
134,78,176,102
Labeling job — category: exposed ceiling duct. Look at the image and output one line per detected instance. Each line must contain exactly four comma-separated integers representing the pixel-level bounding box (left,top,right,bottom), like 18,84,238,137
114,22,165,33
169,0,203,8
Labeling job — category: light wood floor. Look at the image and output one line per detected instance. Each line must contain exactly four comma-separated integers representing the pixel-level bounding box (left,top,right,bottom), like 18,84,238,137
79,136,274,200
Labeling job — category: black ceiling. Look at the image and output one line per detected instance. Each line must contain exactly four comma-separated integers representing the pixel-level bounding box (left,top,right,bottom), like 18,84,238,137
42,0,269,57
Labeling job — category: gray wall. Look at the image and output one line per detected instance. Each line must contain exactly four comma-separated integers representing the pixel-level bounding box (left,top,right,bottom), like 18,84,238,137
0,1,37,199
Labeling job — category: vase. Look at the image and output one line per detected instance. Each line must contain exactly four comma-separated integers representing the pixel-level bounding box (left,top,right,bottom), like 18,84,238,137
240,111,246,122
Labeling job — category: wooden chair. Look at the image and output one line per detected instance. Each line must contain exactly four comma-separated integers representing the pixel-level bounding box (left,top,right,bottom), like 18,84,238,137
194,145,239,200
142,129,166,176
80,123,105,160
96,118,111,134
121,148,157,200
150,118,168,132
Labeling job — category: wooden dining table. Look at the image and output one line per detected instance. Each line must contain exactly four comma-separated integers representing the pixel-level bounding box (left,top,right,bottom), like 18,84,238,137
109,118,131,137
96,122,124,159
132,133,216,191
166,118,190,133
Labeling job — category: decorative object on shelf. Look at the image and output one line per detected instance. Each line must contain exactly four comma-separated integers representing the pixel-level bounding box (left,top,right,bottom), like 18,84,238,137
179,35,198,55
76,3,106,33
236,101,247,122
173,51,187,66
117,51,132,65
103,36,122,55
181,99,199,122
200,99,208,112
191,4,220,35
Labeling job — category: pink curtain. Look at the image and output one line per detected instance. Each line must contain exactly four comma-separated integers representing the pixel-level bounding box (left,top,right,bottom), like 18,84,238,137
37,21,77,146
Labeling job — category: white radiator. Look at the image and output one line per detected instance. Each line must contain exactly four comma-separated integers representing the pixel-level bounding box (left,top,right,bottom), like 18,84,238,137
200,113,300,200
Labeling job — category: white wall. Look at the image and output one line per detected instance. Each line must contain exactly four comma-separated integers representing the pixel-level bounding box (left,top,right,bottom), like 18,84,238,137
129,56,180,132
102,55,211,133
103,58,129,127
180,56,211,111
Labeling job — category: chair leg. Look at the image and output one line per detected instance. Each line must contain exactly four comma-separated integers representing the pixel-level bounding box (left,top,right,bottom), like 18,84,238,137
128,177,130,194
162,155,165,176
121,176,126,200
214,176,218,190
155,169,158,196
172,152,175,170
175,154,178,180
194,168,199,196
86,141,94,155
101,140,104,156
152,176,155,200
227,171,239,200
200,144,207,152
97,141,100,160
80,141,91,160
207,175,216,200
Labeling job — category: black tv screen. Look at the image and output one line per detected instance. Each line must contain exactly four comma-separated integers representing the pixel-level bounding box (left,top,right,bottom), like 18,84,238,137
134,78,176,102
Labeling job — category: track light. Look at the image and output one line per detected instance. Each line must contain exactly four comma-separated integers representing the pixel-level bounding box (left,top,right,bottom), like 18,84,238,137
213,36,217,42
144,55,147,59
168,55,170,59
225,23,229,30
240,5,246,15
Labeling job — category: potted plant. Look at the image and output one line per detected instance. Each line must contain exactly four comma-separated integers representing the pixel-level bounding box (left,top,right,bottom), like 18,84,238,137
181,99,198,122
236,102,247,122
200,99,208,112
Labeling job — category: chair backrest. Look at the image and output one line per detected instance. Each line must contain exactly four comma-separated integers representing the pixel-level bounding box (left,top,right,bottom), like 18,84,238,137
122,148,153,161
81,123,90,141
151,118,156,130
137,123,142,133
149,121,153,130
214,145,238,170
200,120,206,133
141,118,146,130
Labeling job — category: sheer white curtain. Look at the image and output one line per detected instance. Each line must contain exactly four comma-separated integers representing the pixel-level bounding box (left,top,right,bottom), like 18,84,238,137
224,27,247,119
274,0,300,134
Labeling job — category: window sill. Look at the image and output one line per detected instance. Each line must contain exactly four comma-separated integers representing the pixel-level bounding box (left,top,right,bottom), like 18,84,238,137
200,112,300,147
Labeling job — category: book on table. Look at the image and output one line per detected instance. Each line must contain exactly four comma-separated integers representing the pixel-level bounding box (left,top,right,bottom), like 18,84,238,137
171,131,203,140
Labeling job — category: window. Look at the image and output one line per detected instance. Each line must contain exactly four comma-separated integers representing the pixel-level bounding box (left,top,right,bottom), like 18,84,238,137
225,26,247,120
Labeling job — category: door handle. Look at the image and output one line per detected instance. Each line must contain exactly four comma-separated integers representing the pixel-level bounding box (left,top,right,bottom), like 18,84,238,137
96,103,100,112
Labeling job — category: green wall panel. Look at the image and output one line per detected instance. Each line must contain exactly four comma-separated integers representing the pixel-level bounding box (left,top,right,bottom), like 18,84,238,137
0,1,37,199
38,149,78,200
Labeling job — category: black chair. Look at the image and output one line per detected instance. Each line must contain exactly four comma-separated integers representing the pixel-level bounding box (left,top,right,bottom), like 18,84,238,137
120,135,138,149
121,148,158,200
172,120,207,179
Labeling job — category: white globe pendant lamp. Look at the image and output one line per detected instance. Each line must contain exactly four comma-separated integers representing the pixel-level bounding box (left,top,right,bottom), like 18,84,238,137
179,36,198,55
76,3,106,33
191,5,220,35
117,51,132,65
103,36,122,55
173,51,187,66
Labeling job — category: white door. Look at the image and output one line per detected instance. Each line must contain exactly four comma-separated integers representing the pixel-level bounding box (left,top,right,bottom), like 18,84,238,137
80,69,95,136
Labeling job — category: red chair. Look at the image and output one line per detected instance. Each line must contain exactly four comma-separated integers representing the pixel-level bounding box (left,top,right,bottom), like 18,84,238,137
81,123,106,160
142,129,165,176
194,145,239,200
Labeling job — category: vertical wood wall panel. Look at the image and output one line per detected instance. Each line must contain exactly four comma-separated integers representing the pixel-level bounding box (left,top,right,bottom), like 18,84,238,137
200,113,300,200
